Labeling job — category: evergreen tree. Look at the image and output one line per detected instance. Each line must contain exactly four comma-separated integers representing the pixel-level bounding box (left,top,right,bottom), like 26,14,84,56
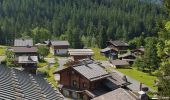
144,37,160,72
157,21,170,97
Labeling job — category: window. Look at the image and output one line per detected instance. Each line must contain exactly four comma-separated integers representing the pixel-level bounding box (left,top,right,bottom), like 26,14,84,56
63,90,69,97
71,71,74,74
83,83,87,88
72,80,77,87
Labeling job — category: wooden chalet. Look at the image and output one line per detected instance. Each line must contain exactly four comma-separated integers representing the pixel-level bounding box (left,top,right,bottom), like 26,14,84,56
12,39,38,74
107,40,129,54
68,49,94,61
100,47,118,60
54,59,131,100
119,53,136,65
44,40,70,55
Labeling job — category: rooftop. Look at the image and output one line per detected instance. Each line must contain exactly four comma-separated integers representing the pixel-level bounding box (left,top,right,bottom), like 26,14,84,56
0,65,64,100
110,60,129,66
106,72,131,87
18,56,38,64
100,47,112,53
73,63,111,81
68,49,94,56
12,46,37,53
108,40,129,47
14,39,33,46
118,53,136,58
44,40,70,46
91,88,138,100
55,59,111,81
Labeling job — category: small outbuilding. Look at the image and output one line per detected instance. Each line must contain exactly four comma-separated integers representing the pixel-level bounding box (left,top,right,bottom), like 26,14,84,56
18,56,38,74
119,53,136,64
68,49,94,61
44,40,70,55
100,47,118,59
107,40,129,54
110,60,130,68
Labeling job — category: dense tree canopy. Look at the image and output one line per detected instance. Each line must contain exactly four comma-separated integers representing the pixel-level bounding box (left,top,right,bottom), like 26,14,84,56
0,0,166,48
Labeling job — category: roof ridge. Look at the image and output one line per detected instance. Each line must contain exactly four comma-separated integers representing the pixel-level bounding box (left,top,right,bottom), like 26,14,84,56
29,74,46,100
11,69,23,99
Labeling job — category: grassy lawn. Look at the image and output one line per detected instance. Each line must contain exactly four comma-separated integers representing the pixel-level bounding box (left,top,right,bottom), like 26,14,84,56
38,62,59,87
46,65,58,87
91,48,108,60
46,53,55,58
0,47,6,56
37,60,49,68
117,68,157,90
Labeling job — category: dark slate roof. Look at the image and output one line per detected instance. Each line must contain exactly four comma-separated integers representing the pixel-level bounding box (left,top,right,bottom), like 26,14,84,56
108,40,129,46
14,39,33,46
91,88,139,100
12,46,37,53
73,60,111,81
0,65,64,100
111,60,129,66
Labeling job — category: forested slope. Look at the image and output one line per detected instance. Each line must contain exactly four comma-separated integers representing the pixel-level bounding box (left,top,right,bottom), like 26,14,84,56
0,0,166,48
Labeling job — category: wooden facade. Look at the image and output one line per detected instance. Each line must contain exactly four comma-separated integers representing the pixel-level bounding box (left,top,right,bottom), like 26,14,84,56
55,59,113,100
57,67,104,100
59,68,103,90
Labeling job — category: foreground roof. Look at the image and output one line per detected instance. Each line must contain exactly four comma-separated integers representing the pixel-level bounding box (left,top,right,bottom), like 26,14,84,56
12,46,37,53
14,39,33,46
108,40,129,47
91,88,138,100
0,65,64,100
68,49,94,56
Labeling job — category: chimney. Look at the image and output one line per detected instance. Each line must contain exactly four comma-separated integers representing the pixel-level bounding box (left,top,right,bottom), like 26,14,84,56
140,83,142,91
28,56,32,61
27,45,31,48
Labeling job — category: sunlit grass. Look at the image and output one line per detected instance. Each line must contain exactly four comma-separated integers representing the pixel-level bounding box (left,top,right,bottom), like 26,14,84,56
91,48,108,60
117,68,157,90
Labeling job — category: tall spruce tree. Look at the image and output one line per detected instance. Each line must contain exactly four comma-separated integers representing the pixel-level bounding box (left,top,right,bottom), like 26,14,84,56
144,37,160,72
157,0,170,97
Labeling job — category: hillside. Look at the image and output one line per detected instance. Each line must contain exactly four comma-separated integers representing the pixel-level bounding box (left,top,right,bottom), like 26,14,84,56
0,0,166,48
